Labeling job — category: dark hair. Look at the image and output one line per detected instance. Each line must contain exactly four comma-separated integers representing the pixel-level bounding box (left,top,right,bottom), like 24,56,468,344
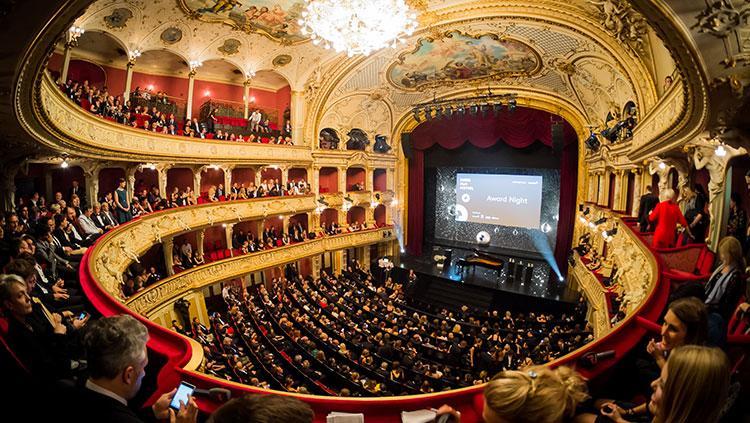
4,257,35,280
668,297,708,346
207,394,313,423
118,177,126,184
83,315,149,379
54,214,66,228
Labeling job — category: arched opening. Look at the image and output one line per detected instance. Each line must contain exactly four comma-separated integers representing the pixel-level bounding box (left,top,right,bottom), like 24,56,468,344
345,128,369,151
319,167,338,193
346,167,366,192
319,128,340,150
133,168,158,201
320,208,339,227
200,167,225,198
373,168,387,192
260,167,282,185
230,167,256,191
132,49,190,118
51,165,85,204
97,168,125,204
166,168,194,197
288,168,308,189
374,204,386,227
248,69,291,130
49,30,127,87
231,220,261,250
347,206,366,225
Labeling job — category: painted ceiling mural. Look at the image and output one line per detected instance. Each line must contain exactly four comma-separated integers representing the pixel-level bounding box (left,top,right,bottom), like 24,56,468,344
179,0,308,43
387,31,542,91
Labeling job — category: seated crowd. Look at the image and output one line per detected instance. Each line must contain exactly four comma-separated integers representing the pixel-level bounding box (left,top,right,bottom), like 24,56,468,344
187,261,593,397
59,78,294,144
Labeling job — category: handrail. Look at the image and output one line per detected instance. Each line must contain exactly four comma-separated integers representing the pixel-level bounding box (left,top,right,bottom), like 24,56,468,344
79,201,667,422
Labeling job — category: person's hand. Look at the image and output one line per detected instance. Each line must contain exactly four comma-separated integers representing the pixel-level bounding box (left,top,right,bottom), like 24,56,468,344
646,338,665,359
169,397,198,423
55,279,65,288
151,388,177,420
72,314,89,330
62,310,74,318
52,313,67,335
435,404,461,422
54,292,70,301
738,302,750,313
600,402,628,423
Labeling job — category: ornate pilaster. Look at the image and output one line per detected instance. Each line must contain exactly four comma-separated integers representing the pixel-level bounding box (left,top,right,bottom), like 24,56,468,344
123,61,135,103
338,166,347,193
164,236,175,277
223,164,234,193
290,90,305,145
155,164,172,199
186,69,196,119
311,166,320,196
81,161,103,206
686,134,748,249
243,79,251,120
196,229,205,257
125,165,138,203
192,167,201,197
631,168,643,217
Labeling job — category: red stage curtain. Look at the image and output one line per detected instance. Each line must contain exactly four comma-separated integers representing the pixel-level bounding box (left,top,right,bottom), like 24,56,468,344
406,108,578,272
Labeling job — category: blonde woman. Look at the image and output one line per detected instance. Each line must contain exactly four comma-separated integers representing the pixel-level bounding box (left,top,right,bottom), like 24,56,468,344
482,365,589,423
599,346,729,423
705,236,746,320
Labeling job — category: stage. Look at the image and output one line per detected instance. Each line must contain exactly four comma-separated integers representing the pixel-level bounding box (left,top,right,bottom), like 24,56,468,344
393,243,580,314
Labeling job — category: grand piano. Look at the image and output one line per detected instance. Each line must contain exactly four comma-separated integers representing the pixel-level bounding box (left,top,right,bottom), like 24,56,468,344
456,249,504,277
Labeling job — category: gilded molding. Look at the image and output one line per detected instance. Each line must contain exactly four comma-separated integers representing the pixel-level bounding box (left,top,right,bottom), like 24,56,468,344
36,72,313,164
87,196,318,301
131,228,396,316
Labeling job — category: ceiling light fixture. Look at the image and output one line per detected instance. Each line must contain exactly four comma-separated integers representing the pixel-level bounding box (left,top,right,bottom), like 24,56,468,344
715,144,727,157
299,0,418,57
411,90,518,123
129,49,142,61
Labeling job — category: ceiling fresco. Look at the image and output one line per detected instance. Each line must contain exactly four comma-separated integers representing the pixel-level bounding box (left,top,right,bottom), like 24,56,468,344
179,0,308,43
387,31,542,91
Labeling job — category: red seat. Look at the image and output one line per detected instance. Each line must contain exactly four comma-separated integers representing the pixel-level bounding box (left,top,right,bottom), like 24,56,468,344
660,246,714,286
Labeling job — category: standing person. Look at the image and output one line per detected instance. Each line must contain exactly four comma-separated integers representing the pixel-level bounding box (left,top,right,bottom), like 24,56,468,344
638,185,659,232
114,178,131,224
649,189,692,248
726,192,747,247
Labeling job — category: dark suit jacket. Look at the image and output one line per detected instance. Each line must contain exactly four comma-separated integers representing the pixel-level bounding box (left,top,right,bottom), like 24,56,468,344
68,387,155,423
638,193,659,230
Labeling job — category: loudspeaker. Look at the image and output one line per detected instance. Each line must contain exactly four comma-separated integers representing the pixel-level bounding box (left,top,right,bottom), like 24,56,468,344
401,133,414,160
551,121,564,155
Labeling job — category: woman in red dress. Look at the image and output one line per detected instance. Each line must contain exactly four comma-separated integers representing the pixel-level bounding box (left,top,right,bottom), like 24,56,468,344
649,188,693,248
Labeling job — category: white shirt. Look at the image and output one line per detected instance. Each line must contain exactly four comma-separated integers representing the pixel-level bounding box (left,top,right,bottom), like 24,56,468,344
85,379,128,406
79,214,101,235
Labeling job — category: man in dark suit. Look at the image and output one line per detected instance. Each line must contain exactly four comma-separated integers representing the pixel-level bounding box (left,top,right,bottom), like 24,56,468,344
638,185,659,232
69,315,198,422
69,179,87,207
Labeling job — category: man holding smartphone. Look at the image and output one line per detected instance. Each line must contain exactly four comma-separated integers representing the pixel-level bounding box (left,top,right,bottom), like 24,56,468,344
69,315,198,422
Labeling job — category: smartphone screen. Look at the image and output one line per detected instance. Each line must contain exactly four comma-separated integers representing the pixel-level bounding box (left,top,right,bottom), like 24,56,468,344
78,312,87,320
169,382,195,410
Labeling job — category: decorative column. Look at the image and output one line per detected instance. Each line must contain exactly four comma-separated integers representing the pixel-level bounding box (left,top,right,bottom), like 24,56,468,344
223,165,234,193
60,42,75,83
631,168,642,217
311,254,322,278
243,79,251,119
311,166,320,196
196,229,205,257
282,216,290,236
156,164,171,199
280,166,288,188
254,166,262,188
612,170,624,211
186,69,196,119
193,167,201,197
123,60,135,103
0,165,19,211
386,167,395,192
338,166,347,193
365,167,374,192
125,165,138,203
225,225,233,254
164,236,175,276
687,136,748,249
82,163,101,207
290,90,305,144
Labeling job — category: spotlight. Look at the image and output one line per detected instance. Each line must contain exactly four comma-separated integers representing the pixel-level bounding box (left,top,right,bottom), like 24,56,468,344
456,105,466,116
469,105,479,115
493,103,503,115
715,144,727,157
508,98,517,112
60,158,69,169
540,222,552,233
558,275,564,282
585,133,601,152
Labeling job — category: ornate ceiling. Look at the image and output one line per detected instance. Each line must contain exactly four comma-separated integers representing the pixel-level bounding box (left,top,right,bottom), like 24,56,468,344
67,0,677,140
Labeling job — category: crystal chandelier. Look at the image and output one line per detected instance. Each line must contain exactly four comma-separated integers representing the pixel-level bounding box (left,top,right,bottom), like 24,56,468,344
299,0,418,56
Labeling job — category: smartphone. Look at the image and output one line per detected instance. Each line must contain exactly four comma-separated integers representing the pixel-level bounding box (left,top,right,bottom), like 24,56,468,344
169,381,195,410
78,311,88,320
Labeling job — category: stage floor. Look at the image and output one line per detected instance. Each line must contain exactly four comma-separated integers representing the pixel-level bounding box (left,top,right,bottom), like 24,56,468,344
398,244,578,303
